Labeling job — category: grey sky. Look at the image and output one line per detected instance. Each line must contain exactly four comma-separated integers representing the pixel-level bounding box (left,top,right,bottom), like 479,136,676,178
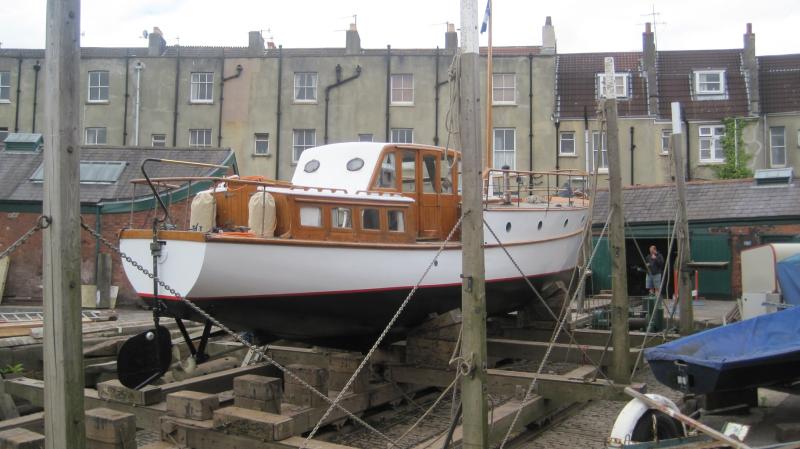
2,0,797,55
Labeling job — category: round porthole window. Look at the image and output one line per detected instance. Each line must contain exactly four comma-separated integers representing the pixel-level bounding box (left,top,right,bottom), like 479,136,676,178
506,222,512,232
564,219,569,227
346,157,365,171
537,221,543,230
304,159,320,173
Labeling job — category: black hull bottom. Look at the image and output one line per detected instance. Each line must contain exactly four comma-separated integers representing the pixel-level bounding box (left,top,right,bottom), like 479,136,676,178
144,271,573,348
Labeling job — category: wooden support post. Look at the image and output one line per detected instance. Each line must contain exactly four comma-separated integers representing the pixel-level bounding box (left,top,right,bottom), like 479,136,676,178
95,253,112,309
42,0,86,448
604,57,631,383
459,1,489,448
670,102,694,335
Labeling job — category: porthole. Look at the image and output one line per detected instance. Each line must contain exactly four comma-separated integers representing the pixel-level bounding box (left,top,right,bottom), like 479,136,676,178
505,222,512,232
304,159,320,173
537,221,543,230
346,157,365,171
563,218,569,227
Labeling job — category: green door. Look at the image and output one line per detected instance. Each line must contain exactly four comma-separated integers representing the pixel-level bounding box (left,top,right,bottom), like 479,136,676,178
590,237,611,294
690,231,731,299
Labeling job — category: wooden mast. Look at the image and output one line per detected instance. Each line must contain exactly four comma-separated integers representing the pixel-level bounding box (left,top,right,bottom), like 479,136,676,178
460,0,489,447
484,0,493,175
671,102,694,335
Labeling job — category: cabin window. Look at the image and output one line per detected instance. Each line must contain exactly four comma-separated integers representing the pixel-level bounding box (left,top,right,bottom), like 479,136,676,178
347,157,365,171
361,208,380,230
304,159,320,173
402,150,416,192
378,152,396,188
331,207,352,229
441,153,454,193
422,154,438,193
388,210,405,232
299,206,322,227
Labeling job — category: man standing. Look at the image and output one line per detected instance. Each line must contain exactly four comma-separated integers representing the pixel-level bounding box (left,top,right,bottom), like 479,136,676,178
646,245,665,296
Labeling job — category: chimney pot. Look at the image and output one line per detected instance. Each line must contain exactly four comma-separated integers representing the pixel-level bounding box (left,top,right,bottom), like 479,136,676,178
646,22,652,33
746,23,753,34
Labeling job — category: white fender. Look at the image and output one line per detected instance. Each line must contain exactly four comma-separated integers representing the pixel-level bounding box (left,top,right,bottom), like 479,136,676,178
608,394,683,446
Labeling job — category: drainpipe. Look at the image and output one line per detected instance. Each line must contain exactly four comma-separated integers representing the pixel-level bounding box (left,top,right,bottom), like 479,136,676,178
13,58,21,132
217,59,243,147
528,54,534,172
275,45,283,180
122,56,130,145
31,61,41,133
683,107,690,181
629,126,636,185
433,47,450,146
172,48,181,146
133,61,144,146
324,64,362,144
385,45,391,142
583,106,590,172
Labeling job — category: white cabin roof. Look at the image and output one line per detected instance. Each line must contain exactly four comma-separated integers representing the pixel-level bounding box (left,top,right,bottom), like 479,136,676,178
291,142,388,193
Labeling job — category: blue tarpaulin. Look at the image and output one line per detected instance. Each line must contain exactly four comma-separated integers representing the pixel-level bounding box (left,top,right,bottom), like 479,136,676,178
777,253,800,306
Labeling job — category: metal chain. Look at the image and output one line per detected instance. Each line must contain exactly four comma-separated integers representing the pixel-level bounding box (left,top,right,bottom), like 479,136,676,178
303,214,465,447
78,220,397,447
0,215,51,260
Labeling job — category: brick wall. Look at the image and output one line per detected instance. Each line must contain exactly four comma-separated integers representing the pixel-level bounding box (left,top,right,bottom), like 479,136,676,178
0,200,192,305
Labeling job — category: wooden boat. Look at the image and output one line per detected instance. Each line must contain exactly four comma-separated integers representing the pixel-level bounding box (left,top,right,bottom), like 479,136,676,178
119,142,590,347
645,304,800,394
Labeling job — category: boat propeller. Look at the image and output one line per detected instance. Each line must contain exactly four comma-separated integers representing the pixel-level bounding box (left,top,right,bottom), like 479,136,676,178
117,325,173,390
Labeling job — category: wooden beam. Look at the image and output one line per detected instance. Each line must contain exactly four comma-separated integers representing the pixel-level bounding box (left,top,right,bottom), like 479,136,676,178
487,338,639,366
670,102,694,336
499,328,677,348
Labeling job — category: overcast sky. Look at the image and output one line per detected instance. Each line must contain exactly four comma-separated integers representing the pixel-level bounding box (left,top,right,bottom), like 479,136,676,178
2,0,797,56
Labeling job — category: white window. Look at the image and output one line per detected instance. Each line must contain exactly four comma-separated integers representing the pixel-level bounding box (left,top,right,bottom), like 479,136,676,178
559,132,575,156
85,127,107,145
694,70,726,96
698,125,725,162
592,131,608,171
299,206,322,227
661,129,671,154
189,129,212,147
770,126,786,167
391,128,414,144
151,134,166,147
254,133,270,155
0,72,10,102
294,72,317,102
391,74,414,105
88,70,109,102
293,129,315,162
190,72,214,103
492,73,515,104
493,128,515,169
597,73,629,99
358,133,373,142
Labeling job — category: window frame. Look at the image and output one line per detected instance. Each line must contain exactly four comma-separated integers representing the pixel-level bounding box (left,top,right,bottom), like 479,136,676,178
698,125,725,163
596,73,629,99
254,132,270,156
592,131,608,172
660,129,672,155
151,134,166,147
189,128,213,147
85,127,107,145
559,131,576,156
87,70,110,103
387,210,405,233
190,72,214,104
293,72,318,103
0,71,11,102
390,74,414,105
292,129,316,163
492,73,516,105
358,133,374,142
493,128,516,170
360,207,381,232
770,126,786,168
694,70,726,96
390,128,414,144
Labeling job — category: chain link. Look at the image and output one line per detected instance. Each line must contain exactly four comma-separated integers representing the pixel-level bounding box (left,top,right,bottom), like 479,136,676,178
79,220,397,447
0,215,51,260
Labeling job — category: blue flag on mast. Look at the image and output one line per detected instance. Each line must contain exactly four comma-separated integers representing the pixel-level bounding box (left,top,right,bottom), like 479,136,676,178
480,0,490,33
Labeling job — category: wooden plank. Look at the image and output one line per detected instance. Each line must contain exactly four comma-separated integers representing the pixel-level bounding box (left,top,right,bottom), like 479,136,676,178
0,412,44,434
0,256,9,304
499,328,677,348
487,338,639,366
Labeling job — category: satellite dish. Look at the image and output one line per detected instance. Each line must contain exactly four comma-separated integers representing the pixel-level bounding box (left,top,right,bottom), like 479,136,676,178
142,30,149,39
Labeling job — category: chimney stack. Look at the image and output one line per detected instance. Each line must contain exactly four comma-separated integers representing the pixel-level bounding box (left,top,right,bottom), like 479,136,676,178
541,17,556,55
148,27,166,56
642,22,658,115
743,23,759,115
248,31,265,55
346,23,361,55
445,22,458,50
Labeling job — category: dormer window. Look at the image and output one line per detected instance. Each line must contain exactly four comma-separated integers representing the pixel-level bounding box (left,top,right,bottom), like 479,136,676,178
596,73,629,99
694,70,726,97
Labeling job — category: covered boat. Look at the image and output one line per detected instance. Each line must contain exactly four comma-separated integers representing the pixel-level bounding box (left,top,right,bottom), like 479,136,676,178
645,305,800,394
119,142,590,346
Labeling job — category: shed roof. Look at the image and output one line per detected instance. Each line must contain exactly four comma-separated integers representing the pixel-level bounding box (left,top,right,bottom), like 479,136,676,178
592,178,800,225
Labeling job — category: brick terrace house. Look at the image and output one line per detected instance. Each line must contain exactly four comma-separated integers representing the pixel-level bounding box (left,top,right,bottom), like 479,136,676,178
0,145,235,304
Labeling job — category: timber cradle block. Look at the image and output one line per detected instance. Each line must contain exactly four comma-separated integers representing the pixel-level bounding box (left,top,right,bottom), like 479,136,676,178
86,440,138,449
213,406,293,441
96,379,163,405
234,395,280,414
283,382,328,408
166,390,219,420
85,407,137,445
233,374,282,401
405,337,456,369
328,354,369,393
284,364,329,388
0,427,44,449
